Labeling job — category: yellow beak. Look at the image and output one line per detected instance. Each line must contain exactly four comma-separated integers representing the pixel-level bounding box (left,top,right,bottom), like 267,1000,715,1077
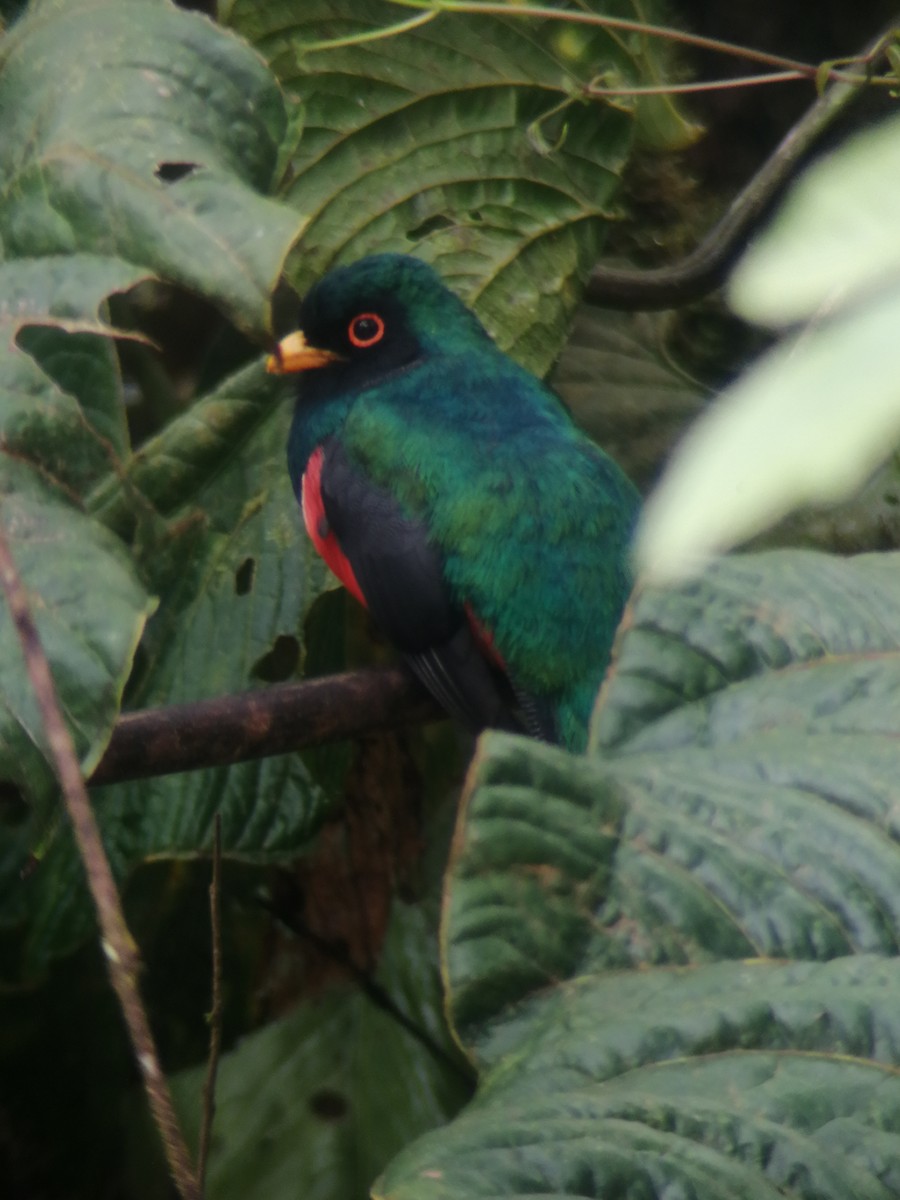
266,330,342,374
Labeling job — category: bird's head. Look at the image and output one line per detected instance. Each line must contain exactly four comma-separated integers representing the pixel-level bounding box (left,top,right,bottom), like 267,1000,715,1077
267,253,491,396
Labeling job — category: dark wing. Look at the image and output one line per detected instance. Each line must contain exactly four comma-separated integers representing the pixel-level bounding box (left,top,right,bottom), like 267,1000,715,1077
317,436,529,735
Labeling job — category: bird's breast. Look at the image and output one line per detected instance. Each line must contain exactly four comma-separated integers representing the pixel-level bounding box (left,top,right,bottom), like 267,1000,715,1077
301,446,367,608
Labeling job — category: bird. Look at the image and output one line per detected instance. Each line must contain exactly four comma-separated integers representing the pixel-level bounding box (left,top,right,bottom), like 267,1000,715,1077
267,253,639,752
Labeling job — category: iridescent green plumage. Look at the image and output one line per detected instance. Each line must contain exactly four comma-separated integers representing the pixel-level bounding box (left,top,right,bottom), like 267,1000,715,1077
283,253,639,750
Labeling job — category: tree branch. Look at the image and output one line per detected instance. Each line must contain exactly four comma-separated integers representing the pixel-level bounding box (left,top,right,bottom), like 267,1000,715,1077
89,668,443,787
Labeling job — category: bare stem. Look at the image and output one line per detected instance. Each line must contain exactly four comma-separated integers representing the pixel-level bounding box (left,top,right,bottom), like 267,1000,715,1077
198,815,224,1186
0,518,201,1200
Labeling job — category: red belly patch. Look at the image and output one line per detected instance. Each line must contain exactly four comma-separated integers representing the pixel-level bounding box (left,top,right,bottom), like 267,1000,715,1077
465,602,506,671
301,446,367,608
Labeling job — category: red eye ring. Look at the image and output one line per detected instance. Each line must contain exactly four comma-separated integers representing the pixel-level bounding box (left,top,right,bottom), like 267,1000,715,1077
348,312,385,348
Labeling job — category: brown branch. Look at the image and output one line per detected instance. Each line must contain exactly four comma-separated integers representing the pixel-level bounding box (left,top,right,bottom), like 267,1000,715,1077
198,814,223,1186
584,18,898,311
0,520,201,1200
90,668,443,787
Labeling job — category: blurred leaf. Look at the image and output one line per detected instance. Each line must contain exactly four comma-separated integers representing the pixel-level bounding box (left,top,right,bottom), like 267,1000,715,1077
635,109,900,581
222,0,693,375
634,284,900,580
1,0,305,336
730,109,900,327
382,549,900,1197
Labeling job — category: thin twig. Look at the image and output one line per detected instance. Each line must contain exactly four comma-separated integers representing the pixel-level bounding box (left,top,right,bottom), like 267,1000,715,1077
259,897,477,1090
198,814,224,1186
0,518,201,1200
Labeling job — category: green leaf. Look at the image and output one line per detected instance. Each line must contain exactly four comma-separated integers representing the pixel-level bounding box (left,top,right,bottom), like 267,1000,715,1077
1,0,305,335
380,956,900,1200
0,255,150,492
383,550,900,1198
171,902,471,1200
225,0,654,375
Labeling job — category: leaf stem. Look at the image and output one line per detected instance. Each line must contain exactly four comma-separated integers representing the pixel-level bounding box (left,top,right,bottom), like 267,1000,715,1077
299,9,438,52
584,71,810,96
0,517,201,1200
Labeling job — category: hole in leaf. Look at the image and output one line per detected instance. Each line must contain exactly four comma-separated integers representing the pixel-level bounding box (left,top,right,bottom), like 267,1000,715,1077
309,1089,349,1121
251,634,300,682
0,781,27,828
406,213,454,241
155,161,198,183
235,557,255,595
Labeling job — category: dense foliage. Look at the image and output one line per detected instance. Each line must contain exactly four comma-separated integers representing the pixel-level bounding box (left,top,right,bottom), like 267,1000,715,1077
2,1,900,1198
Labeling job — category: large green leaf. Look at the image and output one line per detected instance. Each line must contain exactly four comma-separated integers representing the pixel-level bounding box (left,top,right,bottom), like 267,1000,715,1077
1,0,304,335
223,0,692,375
381,956,900,1200
383,549,900,1197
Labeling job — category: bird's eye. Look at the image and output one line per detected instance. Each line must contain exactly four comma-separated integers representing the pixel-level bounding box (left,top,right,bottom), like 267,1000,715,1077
348,312,385,348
